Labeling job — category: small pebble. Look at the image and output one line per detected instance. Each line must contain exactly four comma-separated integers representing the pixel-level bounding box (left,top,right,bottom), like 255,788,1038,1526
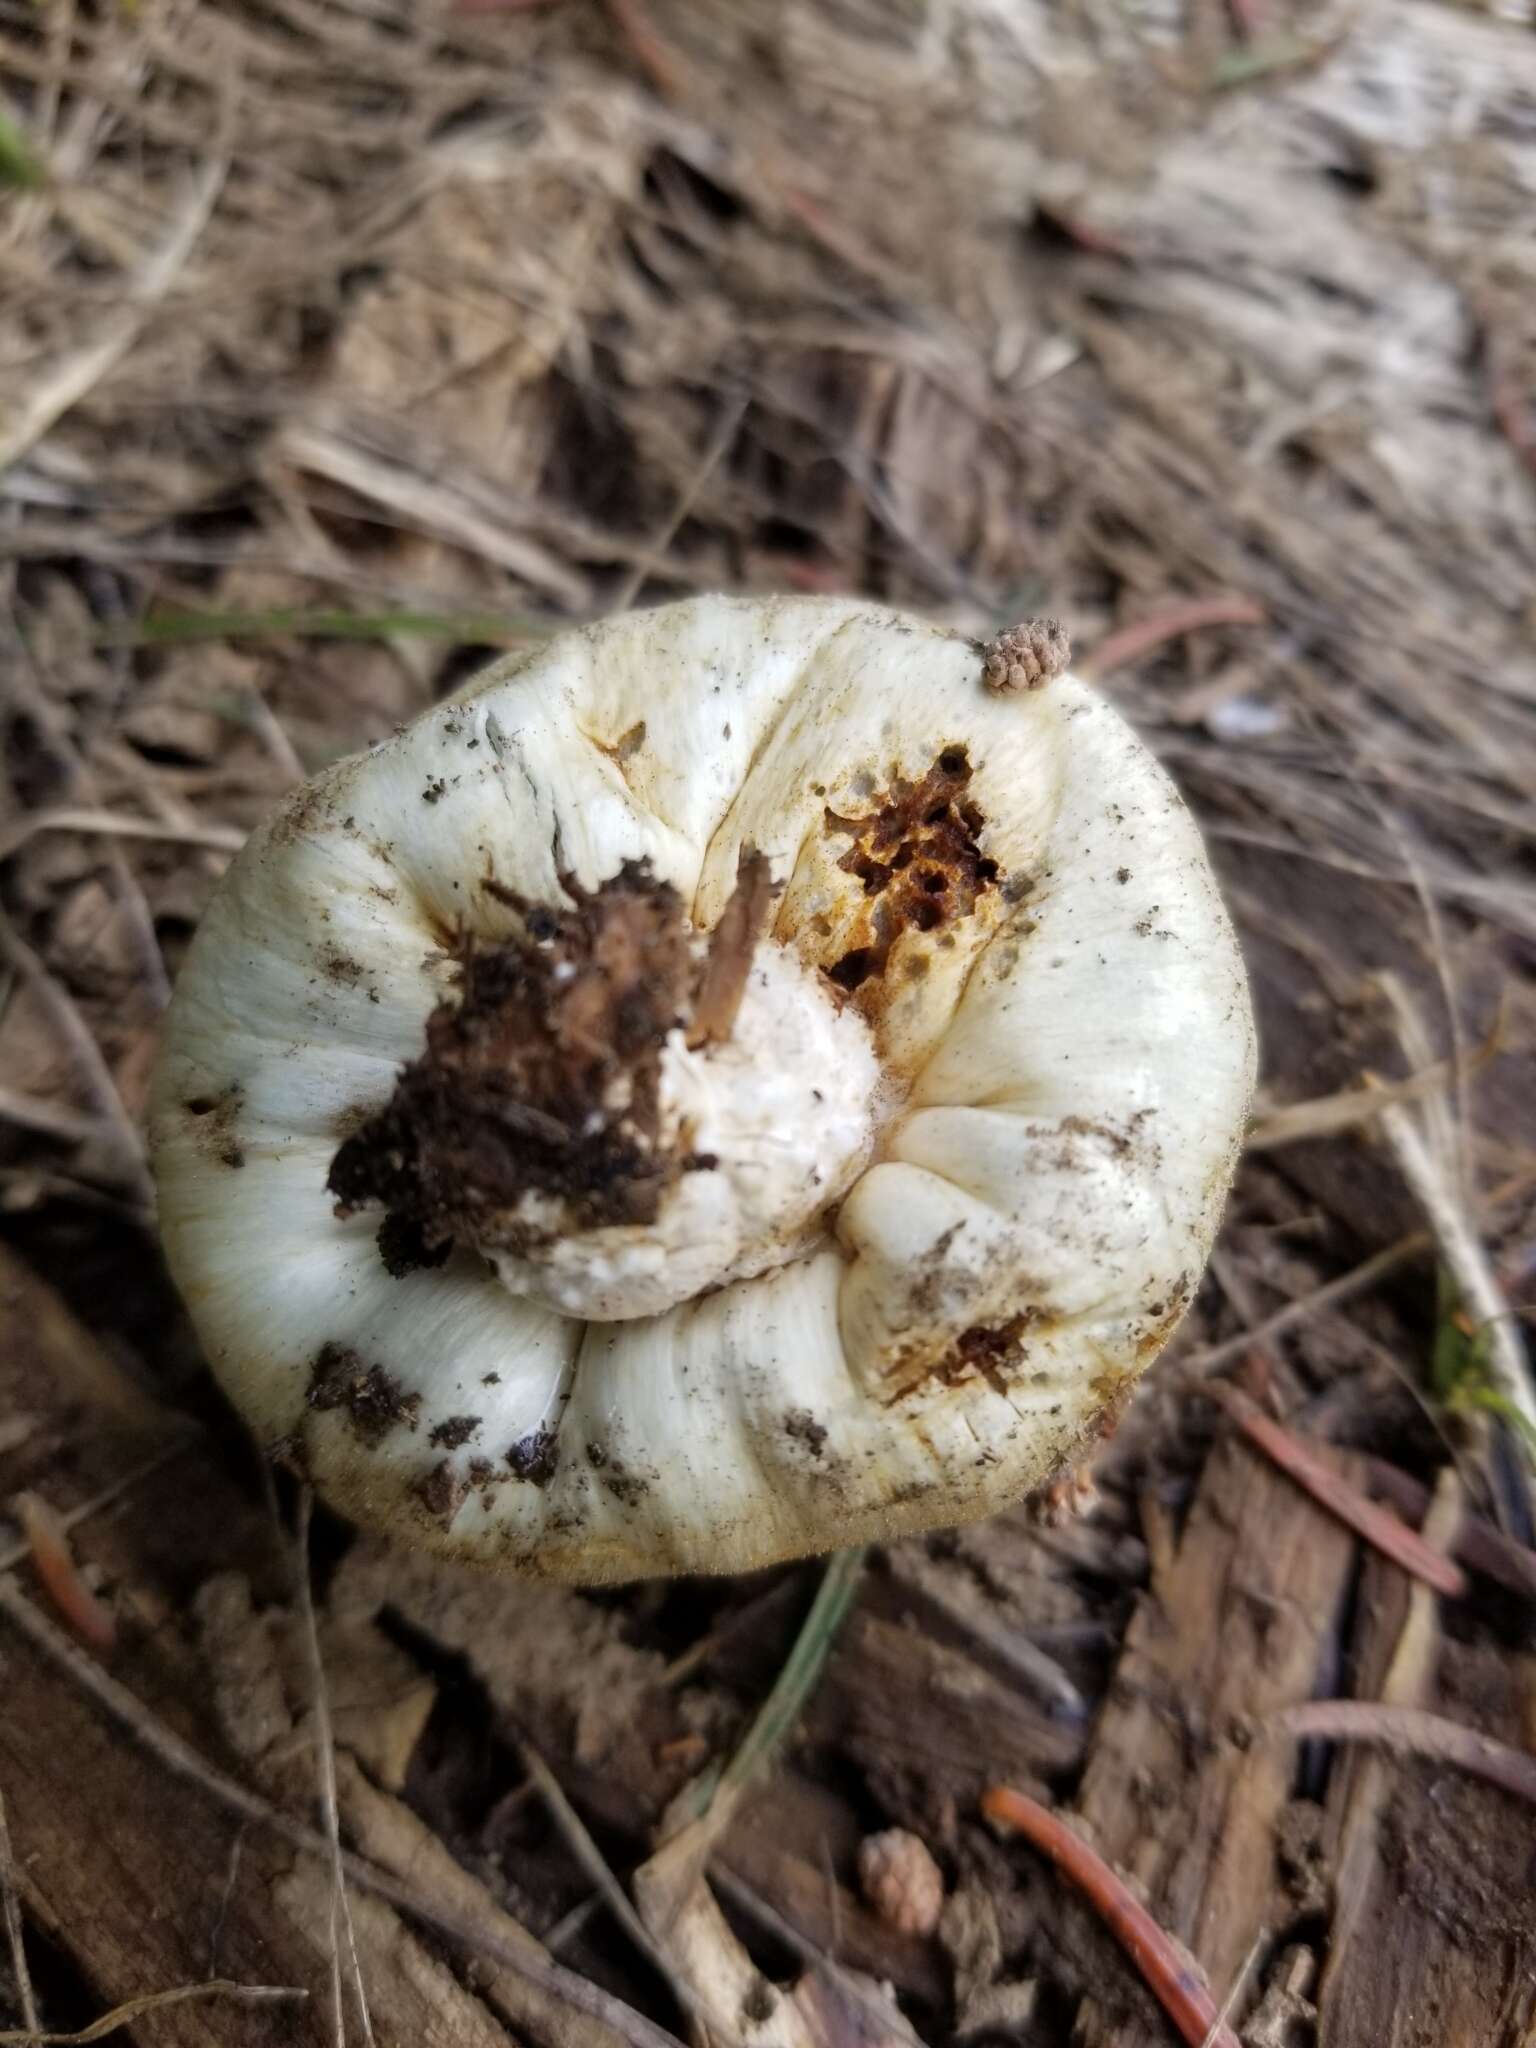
858,1827,945,1937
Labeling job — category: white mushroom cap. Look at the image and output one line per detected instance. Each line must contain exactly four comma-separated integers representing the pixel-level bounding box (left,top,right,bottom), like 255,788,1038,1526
149,595,1255,1582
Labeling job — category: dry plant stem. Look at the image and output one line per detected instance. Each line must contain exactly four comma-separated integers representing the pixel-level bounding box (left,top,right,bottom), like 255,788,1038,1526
0,807,247,865
0,154,227,474
1379,1098,1536,1515
1208,1382,1468,1598
1270,1703,1536,1806
0,911,152,1210
0,1578,688,2048
0,1979,307,2045
515,1741,694,2016
1245,1036,1497,1150
1077,597,1264,681
709,1869,924,2048
292,1487,374,2048
1173,1233,1430,1383
0,1785,39,2036
980,1785,1240,2048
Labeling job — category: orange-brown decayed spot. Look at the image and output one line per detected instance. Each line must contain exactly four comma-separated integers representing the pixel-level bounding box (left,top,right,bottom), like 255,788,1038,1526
823,747,999,995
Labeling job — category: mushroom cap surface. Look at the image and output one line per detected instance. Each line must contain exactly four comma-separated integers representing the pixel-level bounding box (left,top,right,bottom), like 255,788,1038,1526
149,595,1255,1581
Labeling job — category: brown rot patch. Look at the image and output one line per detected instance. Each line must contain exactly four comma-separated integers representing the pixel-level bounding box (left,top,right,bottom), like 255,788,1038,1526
943,1314,1033,1395
822,748,1000,995
306,1342,421,1445
328,854,773,1267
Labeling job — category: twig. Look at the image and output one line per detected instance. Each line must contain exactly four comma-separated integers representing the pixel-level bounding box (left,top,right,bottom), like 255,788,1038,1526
0,1578,687,2048
1078,596,1264,681
10,1494,117,1654
1172,1234,1430,1384
516,1740,691,2011
0,1979,306,2044
292,1489,374,2048
981,1785,1239,2048
0,1786,38,2036
0,154,227,473
1207,1383,1468,1598
710,1869,925,2048
0,807,246,866
1268,1703,1536,1806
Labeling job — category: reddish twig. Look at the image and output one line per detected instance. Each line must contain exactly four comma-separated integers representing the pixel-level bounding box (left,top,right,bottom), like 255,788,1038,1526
605,0,686,99
11,1492,117,1654
1269,1703,1536,1806
1209,1385,1469,1599
1079,596,1265,681
981,1785,1239,2048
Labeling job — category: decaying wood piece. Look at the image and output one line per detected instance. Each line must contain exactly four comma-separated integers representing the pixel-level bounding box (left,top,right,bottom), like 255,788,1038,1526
1314,1545,1536,2044
0,1247,537,2047
1061,1432,1358,2045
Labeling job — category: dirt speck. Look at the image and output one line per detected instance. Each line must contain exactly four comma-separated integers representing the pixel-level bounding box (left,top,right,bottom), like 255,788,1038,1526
784,1408,828,1457
507,1430,558,1485
415,1459,467,1523
428,1414,481,1449
306,1342,421,1444
318,944,366,987
185,1085,246,1170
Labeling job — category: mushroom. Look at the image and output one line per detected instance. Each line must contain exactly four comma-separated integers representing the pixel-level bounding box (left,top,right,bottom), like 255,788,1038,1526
149,596,1254,1582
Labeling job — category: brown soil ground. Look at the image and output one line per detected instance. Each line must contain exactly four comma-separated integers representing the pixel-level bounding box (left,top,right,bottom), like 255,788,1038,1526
3,2,1536,2043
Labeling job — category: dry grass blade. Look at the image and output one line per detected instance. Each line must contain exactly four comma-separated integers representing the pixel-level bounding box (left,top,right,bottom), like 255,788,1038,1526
0,808,247,865
0,1088,103,1148
1269,1703,1536,1806
0,1978,307,2044
516,1739,693,2011
0,154,226,474
0,1578,688,2048
292,1488,374,2048
1246,1020,1501,1150
981,1784,1239,2048
1174,1234,1430,1384
0,1786,38,2037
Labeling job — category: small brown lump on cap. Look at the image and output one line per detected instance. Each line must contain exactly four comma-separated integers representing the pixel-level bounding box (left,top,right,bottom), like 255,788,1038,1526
981,618,1071,695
